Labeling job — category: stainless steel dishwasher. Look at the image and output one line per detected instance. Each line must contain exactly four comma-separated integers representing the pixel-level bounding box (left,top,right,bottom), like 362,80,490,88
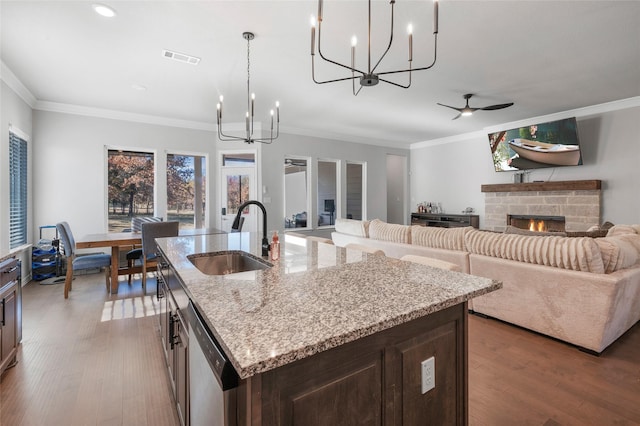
187,301,239,426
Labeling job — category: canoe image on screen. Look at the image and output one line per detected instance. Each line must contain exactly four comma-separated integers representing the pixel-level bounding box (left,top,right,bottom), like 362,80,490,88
488,117,583,172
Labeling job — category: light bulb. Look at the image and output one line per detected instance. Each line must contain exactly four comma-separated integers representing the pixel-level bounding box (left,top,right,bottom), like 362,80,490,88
276,101,280,108
251,93,255,100
407,23,413,35
351,36,357,47
219,95,224,102
270,110,274,116
310,15,316,28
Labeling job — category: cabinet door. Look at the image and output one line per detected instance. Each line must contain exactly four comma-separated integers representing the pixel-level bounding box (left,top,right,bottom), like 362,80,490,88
158,280,169,360
385,309,466,426
174,316,188,426
1,289,17,367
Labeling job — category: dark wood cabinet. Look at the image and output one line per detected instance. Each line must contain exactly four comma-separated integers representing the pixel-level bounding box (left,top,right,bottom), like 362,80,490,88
0,258,20,378
157,257,188,426
239,303,468,425
411,213,479,229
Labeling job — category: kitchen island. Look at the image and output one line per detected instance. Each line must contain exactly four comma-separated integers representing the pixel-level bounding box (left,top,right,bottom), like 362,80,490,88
156,232,501,425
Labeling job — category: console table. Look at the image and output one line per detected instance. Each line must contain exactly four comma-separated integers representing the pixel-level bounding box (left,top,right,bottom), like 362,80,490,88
411,213,479,229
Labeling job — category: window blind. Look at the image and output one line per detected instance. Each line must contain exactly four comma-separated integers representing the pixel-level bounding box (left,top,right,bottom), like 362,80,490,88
9,132,28,249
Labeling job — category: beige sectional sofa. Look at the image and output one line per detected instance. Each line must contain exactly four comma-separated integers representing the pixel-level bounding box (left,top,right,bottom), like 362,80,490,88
331,219,640,354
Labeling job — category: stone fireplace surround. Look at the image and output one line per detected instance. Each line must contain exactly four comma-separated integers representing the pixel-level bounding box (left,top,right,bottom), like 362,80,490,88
481,180,601,232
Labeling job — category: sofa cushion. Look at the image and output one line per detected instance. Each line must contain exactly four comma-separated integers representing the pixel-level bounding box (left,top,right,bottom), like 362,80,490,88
368,219,411,244
411,226,469,251
465,229,605,273
594,234,640,273
607,224,640,236
334,218,370,238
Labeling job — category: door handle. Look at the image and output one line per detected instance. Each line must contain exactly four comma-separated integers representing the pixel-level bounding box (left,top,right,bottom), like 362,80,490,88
169,313,180,350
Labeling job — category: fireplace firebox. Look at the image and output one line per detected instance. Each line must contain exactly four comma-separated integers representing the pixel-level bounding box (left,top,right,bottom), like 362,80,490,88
507,214,566,233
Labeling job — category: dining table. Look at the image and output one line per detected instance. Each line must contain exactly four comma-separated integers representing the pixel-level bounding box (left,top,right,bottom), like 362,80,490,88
76,227,226,294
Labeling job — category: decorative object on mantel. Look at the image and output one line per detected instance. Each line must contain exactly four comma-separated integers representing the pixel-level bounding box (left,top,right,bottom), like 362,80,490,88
437,93,513,120
217,32,280,144
310,0,439,95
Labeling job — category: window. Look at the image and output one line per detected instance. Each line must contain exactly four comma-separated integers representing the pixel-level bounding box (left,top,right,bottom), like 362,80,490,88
107,150,155,232
9,131,28,249
167,154,206,229
346,161,366,220
284,157,311,229
317,160,338,227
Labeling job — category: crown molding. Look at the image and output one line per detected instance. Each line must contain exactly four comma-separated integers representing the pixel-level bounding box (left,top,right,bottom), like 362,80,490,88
0,61,37,108
411,96,640,150
35,100,217,132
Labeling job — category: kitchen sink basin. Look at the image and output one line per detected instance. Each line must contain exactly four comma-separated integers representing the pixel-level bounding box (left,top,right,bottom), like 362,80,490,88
188,251,272,275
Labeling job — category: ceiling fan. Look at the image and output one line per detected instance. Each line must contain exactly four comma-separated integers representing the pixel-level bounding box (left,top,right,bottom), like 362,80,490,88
437,94,514,120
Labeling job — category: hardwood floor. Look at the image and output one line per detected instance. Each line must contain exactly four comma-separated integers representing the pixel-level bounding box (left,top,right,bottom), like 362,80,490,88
1,272,639,425
0,274,179,426
468,314,640,426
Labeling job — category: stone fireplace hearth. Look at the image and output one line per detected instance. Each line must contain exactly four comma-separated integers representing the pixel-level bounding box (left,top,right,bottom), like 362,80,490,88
481,180,601,232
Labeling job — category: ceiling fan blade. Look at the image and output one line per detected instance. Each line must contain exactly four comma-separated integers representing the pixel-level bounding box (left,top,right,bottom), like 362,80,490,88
451,113,462,120
437,103,463,112
480,102,514,111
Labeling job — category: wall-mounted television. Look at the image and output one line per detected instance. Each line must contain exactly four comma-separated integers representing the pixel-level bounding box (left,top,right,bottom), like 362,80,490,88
488,117,582,172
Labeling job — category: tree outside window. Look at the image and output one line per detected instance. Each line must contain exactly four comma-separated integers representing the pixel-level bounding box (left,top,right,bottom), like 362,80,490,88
107,150,154,232
167,154,206,229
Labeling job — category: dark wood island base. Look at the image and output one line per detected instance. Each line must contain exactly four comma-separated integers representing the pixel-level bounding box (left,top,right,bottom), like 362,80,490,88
236,302,468,425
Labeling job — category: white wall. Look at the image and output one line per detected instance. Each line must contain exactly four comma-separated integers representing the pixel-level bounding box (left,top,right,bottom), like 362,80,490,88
32,110,216,243
410,105,640,228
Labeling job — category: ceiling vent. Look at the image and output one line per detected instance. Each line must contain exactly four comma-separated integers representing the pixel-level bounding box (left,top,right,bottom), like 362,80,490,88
162,49,200,65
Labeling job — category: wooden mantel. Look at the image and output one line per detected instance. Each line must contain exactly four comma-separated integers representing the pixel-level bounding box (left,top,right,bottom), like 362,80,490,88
481,179,601,193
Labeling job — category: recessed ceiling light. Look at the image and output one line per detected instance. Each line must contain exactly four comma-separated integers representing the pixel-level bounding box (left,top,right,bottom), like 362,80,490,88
131,84,147,91
92,3,117,18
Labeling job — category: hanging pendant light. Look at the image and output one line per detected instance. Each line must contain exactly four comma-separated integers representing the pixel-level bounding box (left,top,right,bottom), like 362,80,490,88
310,0,439,96
217,32,280,144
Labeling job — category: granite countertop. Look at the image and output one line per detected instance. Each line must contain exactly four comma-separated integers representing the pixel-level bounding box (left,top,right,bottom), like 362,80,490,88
156,232,501,379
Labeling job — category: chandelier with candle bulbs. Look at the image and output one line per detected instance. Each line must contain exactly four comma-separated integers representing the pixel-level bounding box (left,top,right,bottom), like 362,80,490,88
310,0,439,96
217,32,280,144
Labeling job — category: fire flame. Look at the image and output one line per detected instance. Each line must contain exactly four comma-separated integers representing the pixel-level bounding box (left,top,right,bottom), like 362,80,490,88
529,219,547,232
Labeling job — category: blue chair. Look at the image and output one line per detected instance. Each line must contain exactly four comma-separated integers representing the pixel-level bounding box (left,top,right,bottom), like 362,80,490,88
56,222,112,299
141,221,179,294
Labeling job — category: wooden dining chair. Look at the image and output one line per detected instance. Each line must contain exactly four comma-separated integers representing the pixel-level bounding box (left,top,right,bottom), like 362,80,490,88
125,216,163,284
56,222,112,299
141,221,179,294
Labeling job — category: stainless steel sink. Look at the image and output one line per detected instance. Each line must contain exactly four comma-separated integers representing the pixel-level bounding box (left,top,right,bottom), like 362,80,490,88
188,251,272,275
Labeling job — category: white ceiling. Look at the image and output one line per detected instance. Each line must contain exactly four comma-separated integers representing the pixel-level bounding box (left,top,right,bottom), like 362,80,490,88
2,1,639,148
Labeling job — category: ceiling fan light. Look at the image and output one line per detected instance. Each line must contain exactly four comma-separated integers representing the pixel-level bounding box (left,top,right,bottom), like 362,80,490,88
461,110,473,117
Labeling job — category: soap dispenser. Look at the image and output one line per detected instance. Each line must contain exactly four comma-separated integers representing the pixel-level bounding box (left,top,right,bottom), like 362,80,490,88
270,231,280,261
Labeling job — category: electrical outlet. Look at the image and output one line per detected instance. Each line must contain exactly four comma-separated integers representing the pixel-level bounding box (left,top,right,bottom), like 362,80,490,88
421,356,435,394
